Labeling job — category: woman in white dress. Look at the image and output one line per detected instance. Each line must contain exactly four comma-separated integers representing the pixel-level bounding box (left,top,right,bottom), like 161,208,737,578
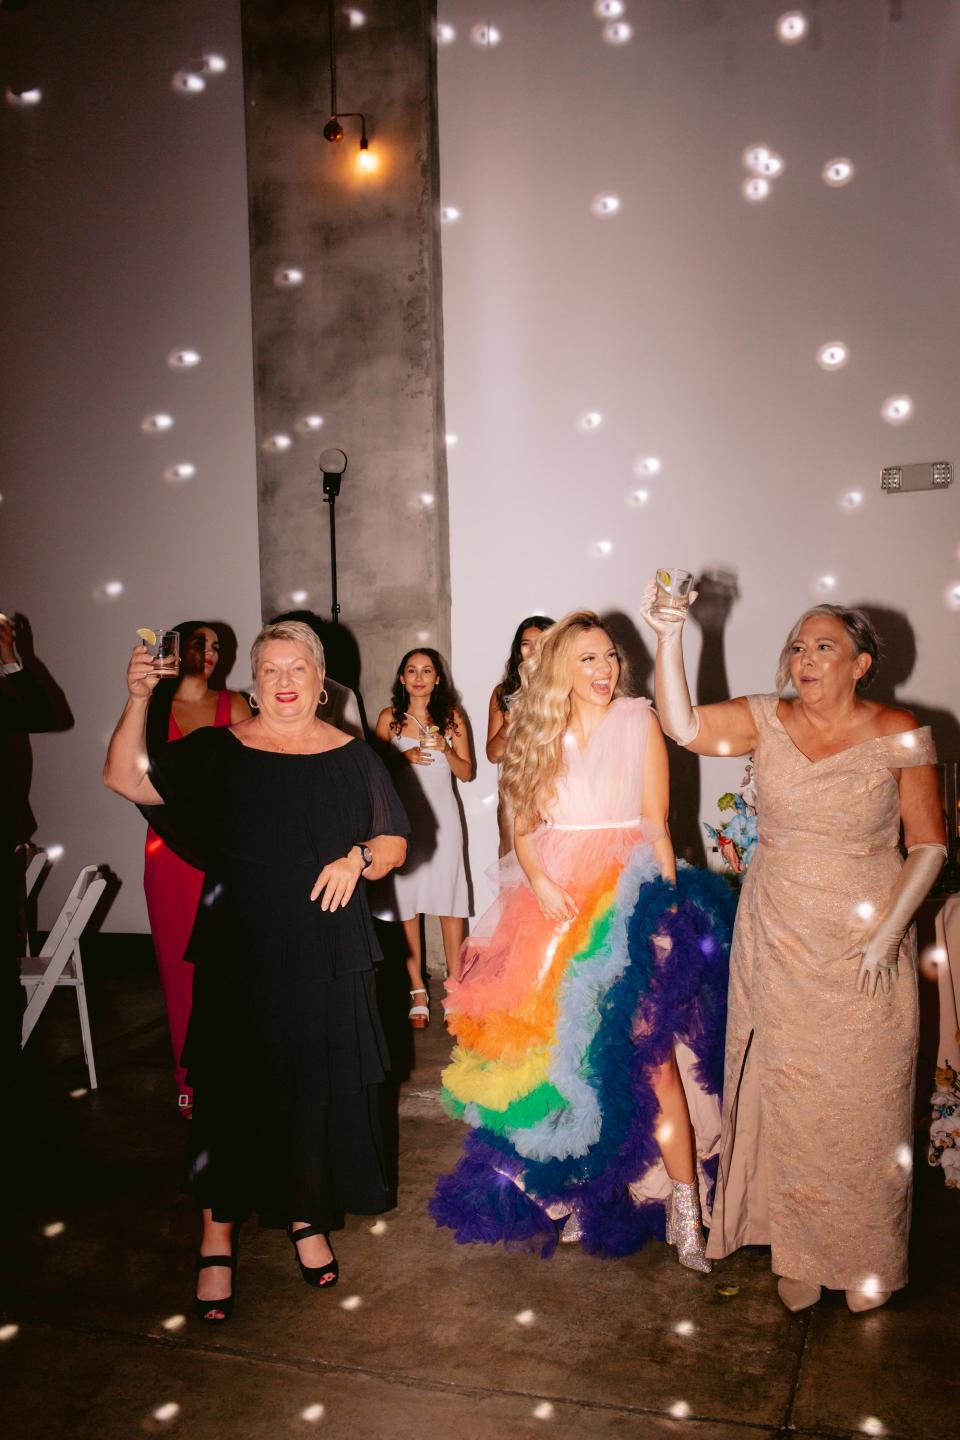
375,649,474,1025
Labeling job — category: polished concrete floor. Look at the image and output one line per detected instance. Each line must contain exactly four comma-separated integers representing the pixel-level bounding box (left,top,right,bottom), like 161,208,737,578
3,947,957,1440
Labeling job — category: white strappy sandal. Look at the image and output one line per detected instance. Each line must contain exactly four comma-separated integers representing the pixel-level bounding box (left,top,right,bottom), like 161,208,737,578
408,988,430,1029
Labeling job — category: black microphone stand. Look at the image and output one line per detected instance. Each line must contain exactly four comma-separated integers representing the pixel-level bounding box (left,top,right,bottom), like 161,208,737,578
319,449,348,626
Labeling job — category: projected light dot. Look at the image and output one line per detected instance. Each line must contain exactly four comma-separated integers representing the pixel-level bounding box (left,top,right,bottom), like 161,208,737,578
514,1309,536,1326
369,1218,388,1235
141,413,174,434
655,1121,674,1144
104,581,124,599
164,463,196,483
69,1087,88,1099
944,583,960,612
776,11,808,44
440,205,461,223
172,70,206,94
43,1221,65,1237
161,1314,186,1332
630,489,650,506
860,1420,885,1438
603,21,634,44
262,434,293,453
591,540,613,558
416,630,431,643
274,266,304,287
340,1294,362,1310
152,1402,180,1423
741,144,771,173
199,54,228,74
881,394,913,425
717,740,732,756
822,157,855,187
594,1,625,17
345,8,366,27
841,490,863,510
895,1143,912,1171
420,492,435,507
168,348,201,369
817,341,848,370
6,87,43,108
481,793,497,808
290,590,309,604
445,433,458,446
0,1324,19,1341
532,1402,554,1420
815,574,837,593
579,411,603,431
295,414,324,434
755,151,784,177
742,177,771,204
470,23,501,47
301,1405,325,1423
590,193,622,216
633,456,661,477
858,1274,882,1298
436,22,456,45
673,1320,696,1336
669,1402,692,1419
46,844,65,861
855,901,876,921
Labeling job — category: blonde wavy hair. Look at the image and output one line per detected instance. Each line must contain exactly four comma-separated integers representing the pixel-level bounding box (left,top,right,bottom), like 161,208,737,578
501,611,627,834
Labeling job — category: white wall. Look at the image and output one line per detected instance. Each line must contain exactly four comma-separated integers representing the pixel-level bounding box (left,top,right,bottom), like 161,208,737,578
438,0,960,907
0,0,261,930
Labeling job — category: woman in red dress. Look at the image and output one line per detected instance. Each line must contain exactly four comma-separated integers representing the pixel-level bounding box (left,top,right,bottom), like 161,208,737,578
143,622,250,1113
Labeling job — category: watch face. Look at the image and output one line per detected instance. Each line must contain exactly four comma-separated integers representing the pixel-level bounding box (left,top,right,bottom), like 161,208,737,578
360,844,373,869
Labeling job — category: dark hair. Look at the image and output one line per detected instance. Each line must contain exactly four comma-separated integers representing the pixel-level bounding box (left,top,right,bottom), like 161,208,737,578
495,615,555,714
146,620,221,753
389,648,459,735
776,605,881,693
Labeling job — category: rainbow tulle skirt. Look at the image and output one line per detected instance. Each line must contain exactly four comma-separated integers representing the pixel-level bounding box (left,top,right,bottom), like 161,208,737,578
429,828,736,1258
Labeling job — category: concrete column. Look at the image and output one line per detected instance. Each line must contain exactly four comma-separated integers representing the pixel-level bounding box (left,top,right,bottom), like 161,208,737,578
241,0,449,717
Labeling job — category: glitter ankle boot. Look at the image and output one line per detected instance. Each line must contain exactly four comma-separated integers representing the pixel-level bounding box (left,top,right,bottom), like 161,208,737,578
667,1179,712,1273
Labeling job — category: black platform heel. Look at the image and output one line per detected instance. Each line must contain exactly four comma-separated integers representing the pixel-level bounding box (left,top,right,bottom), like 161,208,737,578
286,1224,339,1289
194,1254,236,1323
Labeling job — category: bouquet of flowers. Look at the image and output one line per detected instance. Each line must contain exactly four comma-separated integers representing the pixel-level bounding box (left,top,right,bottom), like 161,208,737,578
929,1059,960,1187
704,763,758,875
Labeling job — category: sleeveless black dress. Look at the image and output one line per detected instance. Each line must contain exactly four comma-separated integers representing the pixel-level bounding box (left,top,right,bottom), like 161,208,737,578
148,728,409,1230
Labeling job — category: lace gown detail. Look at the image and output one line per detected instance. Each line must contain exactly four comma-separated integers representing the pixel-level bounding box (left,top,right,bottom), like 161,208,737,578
706,693,938,1291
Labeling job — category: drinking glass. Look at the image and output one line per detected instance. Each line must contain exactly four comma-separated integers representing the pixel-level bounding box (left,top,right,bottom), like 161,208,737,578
419,724,441,763
140,628,180,677
652,568,694,615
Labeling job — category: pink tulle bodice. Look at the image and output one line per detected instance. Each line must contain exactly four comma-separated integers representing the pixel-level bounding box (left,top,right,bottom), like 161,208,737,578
548,696,653,827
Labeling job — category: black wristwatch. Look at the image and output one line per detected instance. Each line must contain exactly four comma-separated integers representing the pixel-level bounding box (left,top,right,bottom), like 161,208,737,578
355,844,373,871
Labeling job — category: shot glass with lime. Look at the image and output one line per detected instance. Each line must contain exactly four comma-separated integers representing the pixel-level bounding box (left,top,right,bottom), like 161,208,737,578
137,627,180,677
652,568,694,615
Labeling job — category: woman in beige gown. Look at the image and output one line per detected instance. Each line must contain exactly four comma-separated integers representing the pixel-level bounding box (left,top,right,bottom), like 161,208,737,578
641,593,946,1313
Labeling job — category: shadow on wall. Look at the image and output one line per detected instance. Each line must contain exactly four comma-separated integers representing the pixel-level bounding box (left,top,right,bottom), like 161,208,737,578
604,571,738,869
856,603,960,761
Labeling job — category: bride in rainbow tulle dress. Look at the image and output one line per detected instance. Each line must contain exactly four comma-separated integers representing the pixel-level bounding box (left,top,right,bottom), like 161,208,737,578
429,612,735,1265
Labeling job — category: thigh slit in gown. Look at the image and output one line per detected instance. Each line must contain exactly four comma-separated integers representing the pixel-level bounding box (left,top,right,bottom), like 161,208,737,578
429,697,736,1257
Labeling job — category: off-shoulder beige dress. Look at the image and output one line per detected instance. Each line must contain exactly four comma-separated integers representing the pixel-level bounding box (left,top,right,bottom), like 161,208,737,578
706,693,938,1292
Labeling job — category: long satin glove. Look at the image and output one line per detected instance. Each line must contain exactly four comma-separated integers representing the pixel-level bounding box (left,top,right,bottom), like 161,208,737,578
853,843,947,997
638,577,700,746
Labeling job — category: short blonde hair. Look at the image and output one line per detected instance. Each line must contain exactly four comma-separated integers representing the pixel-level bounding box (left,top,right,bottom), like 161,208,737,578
250,621,325,680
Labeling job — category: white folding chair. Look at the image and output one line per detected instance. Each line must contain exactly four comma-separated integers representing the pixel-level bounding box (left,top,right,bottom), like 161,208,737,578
20,864,106,1090
15,843,49,956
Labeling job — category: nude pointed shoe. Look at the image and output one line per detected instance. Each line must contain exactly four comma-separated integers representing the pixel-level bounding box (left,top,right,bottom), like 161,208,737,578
777,1276,822,1312
845,1287,892,1313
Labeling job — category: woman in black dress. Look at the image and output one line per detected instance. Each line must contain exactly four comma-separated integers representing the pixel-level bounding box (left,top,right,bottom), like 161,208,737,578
105,620,408,1323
